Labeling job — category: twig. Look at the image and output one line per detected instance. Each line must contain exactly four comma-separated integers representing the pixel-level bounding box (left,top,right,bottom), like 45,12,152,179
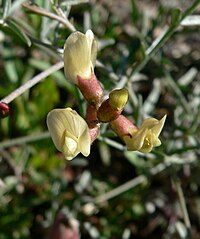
89,160,171,204
0,61,64,104
22,3,76,32
173,176,191,237
0,131,50,149
0,149,22,181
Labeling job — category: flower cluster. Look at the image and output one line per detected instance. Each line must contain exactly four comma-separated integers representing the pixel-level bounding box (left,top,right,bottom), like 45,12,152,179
47,30,166,160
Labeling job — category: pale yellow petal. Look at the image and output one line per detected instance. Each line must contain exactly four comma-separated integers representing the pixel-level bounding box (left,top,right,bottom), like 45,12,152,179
85,30,97,67
63,135,80,160
138,130,154,153
122,115,166,153
139,143,154,153
64,31,93,83
47,109,67,151
151,115,167,136
124,127,148,151
78,127,91,156
140,117,158,129
153,137,161,147
48,108,78,138
47,107,91,160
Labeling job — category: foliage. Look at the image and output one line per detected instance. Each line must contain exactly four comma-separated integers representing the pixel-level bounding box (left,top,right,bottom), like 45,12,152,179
0,0,200,238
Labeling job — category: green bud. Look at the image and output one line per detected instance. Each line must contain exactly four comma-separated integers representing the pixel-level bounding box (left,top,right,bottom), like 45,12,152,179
109,88,128,111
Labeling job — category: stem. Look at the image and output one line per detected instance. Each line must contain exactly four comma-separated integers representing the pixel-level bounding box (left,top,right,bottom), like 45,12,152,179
22,3,76,32
0,132,50,149
173,177,191,237
0,149,22,181
88,161,171,204
0,61,64,104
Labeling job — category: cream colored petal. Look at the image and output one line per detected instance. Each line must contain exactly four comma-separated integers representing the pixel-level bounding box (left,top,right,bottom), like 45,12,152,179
151,115,167,137
123,115,166,153
64,31,92,83
123,135,134,151
86,30,97,67
63,135,80,160
131,128,148,150
47,108,91,160
124,127,148,151
85,29,94,52
48,108,78,138
139,131,162,153
140,117,159,129
47,109,68,151
139,130,154,153
78,127,91,156
153,137,161,147
63,108,82,137
139,144,154,153
91,38,97,67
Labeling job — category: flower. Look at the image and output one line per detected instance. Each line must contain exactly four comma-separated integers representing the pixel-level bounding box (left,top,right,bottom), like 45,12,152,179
64,29,97,84
47,108,91,160
123,115,167,153
64,30,103,107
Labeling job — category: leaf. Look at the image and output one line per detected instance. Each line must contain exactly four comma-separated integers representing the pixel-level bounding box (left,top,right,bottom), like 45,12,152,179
131,0,139,23
142,79,161,114
7,19,31,46
181,15,200,26
2,0,11,20
9,0,26,16
0,18,31,46
171,8,182,27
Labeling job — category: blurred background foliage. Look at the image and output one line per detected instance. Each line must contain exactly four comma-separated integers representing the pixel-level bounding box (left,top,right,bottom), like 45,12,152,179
0,0,200,238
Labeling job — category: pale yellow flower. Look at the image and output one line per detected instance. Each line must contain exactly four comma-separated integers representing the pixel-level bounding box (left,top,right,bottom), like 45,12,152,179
47,108,91,160
123,115,167,153
64,29,97,84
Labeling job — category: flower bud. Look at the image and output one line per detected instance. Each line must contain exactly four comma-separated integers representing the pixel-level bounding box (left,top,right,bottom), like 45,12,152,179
97,99,121,123
123,115,167,153
97,89,128,123
47,108,91,160
109,88,128,111
0,102,10,118
64,29,97,84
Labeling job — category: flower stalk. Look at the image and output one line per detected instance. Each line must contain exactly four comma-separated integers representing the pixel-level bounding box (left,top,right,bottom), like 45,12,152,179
46,30,167,160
